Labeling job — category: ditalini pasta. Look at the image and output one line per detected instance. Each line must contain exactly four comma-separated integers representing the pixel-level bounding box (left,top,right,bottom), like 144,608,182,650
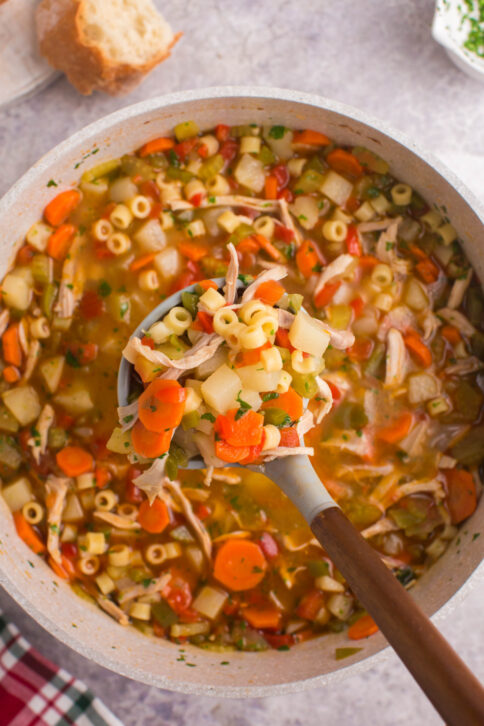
0,120,482,653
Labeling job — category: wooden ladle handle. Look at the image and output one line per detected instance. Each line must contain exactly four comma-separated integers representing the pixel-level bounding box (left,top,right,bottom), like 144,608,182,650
311,507,484,726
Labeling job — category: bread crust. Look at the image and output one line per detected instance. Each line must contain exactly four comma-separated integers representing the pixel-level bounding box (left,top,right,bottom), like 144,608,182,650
36,0,179,96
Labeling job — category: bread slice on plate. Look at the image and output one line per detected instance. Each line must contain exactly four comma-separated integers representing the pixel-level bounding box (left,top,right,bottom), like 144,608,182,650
36,0,180,95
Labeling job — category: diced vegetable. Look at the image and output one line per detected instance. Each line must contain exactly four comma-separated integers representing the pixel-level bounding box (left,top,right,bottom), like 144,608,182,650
193,585,228,619
39,356,65,394
2,386,41,426
1,476,32,511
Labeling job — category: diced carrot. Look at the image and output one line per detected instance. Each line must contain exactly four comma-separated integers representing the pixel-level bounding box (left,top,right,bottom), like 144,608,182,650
47,223,76,261
13,512,45,555
254,280,285,305
235,341,271,368
131,420,172,458
377,412,413,444
292,130,331,146
359,255,379,269
348,338,374,362
17,245,35,265
254,233,283,262
138,498,170,533
3,366,20,383
326,149,363,177
265,175,278,200
49,555,76,581
346,224,362,256
138,379,186,432
215,409,264,447
178,240,209,262
348,614,379,640
441,325,461,345
274,224,295,243
130,253,157,272
2,324,22,366
197,279,218,291
79,290,105,320
445,469,477,525
65,342,98,365
173,138,198,161
236,236,260,254
314,280,341,308
415,258,439,284
56,446,93,477
296,589,325,620
403,332,432,368
214,539,267,591
275,328,295,352
194,503,211,520
94,466,111,489
44,190,81,227
196,311,214,334
350,296,365,318
139,137,175,157
296,240,323,278
215,124,230,142
243,602,282,630
279,427,300,447
262,387,303,421
215,440,251,463
264,632,294,649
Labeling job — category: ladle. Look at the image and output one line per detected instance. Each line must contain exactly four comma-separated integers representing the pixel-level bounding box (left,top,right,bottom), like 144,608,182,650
118,278,484,726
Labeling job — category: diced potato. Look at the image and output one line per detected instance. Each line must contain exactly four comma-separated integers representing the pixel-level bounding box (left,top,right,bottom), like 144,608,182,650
408,373,440,404
1,272,32,310
95,572,115,595
2,386,41,426
327,593,353,620
60,523,78,542
315,575,345,593
1,476,32,511
0,406,19,433
54,385,93,415
134,219,166,252
109,176,138,203
320,170,353,206
236,364,281,393
404,278,428,312
106,427,134,455
289,311,331,358
427,396,450,417
134,355,163,383
184,387,202,415
289,195,319,230
239,388,262,411
0,437,22,471
201,364,242,413
154,246,182,280
170,621,210,638
39,356,65,394
263,126,294,160
193,585,228,619
62,493,84,522
217,210,243,234
185,545,204,572
234,154,265,192
26,222,52,252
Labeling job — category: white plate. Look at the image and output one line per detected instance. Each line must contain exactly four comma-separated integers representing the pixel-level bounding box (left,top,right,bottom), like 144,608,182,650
0,0,58,109
433,0,484,82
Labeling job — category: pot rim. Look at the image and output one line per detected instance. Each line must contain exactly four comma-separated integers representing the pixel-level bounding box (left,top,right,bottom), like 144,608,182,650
0,86,483,698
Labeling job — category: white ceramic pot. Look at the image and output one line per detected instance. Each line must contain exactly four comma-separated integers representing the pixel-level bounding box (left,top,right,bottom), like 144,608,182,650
0,88,482,697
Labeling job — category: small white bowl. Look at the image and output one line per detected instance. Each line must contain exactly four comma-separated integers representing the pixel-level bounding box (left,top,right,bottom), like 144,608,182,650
433,0,484,81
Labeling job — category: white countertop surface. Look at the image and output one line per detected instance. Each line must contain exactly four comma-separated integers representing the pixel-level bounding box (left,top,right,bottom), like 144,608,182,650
0,1,483,724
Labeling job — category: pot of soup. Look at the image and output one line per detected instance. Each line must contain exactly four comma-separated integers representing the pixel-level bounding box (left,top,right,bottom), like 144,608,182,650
0,88,482,697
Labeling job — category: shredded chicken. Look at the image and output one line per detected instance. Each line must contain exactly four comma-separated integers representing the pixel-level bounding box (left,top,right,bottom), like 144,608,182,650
18,319,29,356
314,254,355,297
164,478,212,561
278,198,302,244
241,265,287,303
212,530,251,543
54,236,85,318
132,458,169,505
169,195,280,214
448,270,472,309
314,377,333,424
319,430,371,458
93,511,141,530
444,356,483,376
123,332,224,371
377,305,415,342
193,431,226,468
375,217,401,264
316,321,355,350
0,309,10,338
97,597,129,626
211,470,241,484
419,310,441,341
357,218,396,234
262,446,314,461
117,573,172,604
392,478,445,504
278,308,295,329
223,242,239,304
28,404,54,464
385,328,407,387
297,409,315,436
361,517,398,539
22,340,41,382
45,476,69,564
437,308,476,337
336,463,394,480
117,400,139,431
203,466,214,486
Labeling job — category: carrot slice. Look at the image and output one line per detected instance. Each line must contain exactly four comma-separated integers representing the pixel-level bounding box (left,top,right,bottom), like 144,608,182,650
236,236,260,254
243,602,281,630
292,130,330,146
47,224,76,261
138,498,170,533
2,324,22,366
131,420,172,458
296,240,322,278
215,440,252,463
215,409,264,447
262,387,303,421
296,589,325,620
403,332,432,368
264,175,278,200
44,190,81,227
326,149,363,177
56,446,93,477
139,137,175,157
3,366,20,383
138,379,187,433
254,280,285,305
415,258,439,284
235,341,271,368
253,233,283,262
13,512,45,555
214,539,267,591
197,279,218,291
275,328,295,352
130,253,157,272
178,241,209,262
441,325,461,345
346,224,362,256
445,469,477,524
348,614,379,640
314,280,341,308
348,338,373,362
49,555,76,581
359,255,379,269
279,427,300,447
377,412,413,444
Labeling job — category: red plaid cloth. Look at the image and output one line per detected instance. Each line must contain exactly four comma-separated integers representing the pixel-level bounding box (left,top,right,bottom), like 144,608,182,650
0,613,123,726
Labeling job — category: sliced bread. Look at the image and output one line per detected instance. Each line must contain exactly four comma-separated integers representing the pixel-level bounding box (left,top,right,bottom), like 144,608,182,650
36,0,180,95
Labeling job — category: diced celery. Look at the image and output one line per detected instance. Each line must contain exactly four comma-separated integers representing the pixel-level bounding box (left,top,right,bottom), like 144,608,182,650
450,425,484,466
0,437,22,471
363,342,386,378
290,372,318,398
156,336,189,361
327,304,352,330
181,291,199,318
48,427,68,449
200,256,228,277
119,155,152,180
165,167,194,183
41,283,58,319
287,293,303,313
165,455,178,480
257,145,276,166
198,154,224,182
334,401,368,430
170,525,194,542
263,408,292,428
174,121,199,141
81,158,121,183
152,600,178,627
181,411,200,430
352,147,389,174
231,124,259,138
294,168,325,194
31,255,53,285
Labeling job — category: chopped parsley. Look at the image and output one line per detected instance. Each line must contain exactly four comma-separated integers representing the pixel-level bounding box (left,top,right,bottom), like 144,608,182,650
98,280,112,297
235,391,251,420
201,412,216,423
262,392,279,402
268,125,286,139
65,350,81,368
119,301,129,319
47,179,58,187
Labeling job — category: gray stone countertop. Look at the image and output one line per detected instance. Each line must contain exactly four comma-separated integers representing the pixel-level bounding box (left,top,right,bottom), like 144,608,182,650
0,1,483,724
